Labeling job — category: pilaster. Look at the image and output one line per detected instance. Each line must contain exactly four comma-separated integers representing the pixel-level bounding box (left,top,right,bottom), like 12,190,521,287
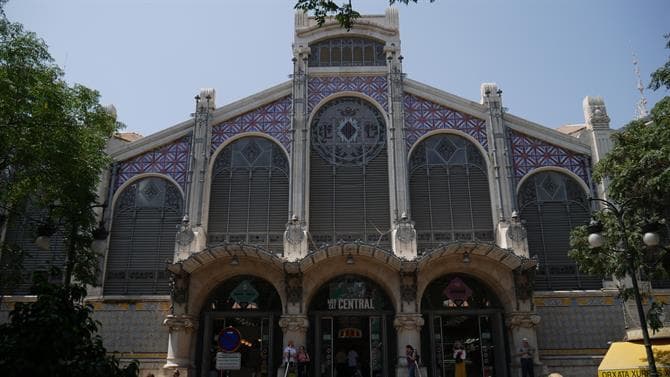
284,45,310,261
582,96,612,200
507,312,541,366
393,313,424,376
278,314,310,348
481,83,515,225
163,314,198,375
386,41,416,259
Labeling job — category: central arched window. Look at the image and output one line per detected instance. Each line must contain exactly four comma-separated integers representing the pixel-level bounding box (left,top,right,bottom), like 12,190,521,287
308,37,386,67
208,137,289,254
518,171,600,290
409,134,494,253
309,97,390,247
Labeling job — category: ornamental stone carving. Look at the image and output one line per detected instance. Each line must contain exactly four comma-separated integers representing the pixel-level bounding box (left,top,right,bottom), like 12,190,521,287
163,314,198,332
167,263,190,307
395,213,416,243
506,312,541,329
284,271,303,305
285,215,306,245
279,315,310,334
393,314,425,332
583,96,610,126
514,267,536,301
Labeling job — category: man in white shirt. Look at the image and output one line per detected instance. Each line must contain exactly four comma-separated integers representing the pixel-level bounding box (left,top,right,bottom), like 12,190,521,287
283,339,297,372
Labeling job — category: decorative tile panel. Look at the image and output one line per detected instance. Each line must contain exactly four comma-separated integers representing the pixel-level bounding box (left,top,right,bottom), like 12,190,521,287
115,136,191,192
403,93,488,150
509,130,590,184
308,75,388,112
211,96,292,153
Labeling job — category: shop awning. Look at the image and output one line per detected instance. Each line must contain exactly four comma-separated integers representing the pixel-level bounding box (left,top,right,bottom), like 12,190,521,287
598,341,670,377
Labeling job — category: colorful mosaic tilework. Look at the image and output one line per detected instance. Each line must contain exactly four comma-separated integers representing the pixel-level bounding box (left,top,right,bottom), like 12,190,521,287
115,136,191,192
308,76,388,111
403,93,488,150
509,129,590,183
211,96,292,153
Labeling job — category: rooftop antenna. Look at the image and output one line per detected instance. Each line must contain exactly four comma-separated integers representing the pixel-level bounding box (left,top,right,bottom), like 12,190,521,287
632,52,649,119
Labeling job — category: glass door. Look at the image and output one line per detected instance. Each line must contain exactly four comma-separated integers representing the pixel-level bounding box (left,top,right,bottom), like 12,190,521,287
319,316,334,377
201,314,275,377
369,316,384,377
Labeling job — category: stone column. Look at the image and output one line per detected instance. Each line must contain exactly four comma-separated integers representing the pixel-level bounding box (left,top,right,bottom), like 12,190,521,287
277,314,310,377
393,313,424,377
163,314,198,376
284,43,310,261
507,312,542,377
581,96,612,200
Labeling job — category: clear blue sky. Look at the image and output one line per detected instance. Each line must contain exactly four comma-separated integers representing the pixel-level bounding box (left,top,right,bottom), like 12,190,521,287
6,0,669,136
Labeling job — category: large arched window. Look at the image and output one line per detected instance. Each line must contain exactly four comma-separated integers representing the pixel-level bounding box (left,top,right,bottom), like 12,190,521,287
409,134,494,253
308,37,386,67
208,137,289,254
309,97,391,247
2,206,65,294
104,177,183,295
518,171,600,290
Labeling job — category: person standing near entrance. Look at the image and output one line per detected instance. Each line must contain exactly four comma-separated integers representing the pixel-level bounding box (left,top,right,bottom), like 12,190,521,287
517,338,535,377
453,341,466,377
283,340,298,374
347,348,359,377
405,344,418,377
297,345,310,377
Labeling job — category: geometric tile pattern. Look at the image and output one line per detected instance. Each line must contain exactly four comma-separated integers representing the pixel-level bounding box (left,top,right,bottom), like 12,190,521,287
508,129,590,184
308,75,388,112
115,135,191,193
211,95,292,153
403,93,488,150
93,307,169,353
535,304,625,350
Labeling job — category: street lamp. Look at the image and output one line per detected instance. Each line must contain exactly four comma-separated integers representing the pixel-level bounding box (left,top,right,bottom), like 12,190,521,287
586,197,662,377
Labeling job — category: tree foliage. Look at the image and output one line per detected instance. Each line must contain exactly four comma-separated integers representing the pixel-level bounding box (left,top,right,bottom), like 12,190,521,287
649,34,670,91
0,280,138,377
0,5,137,377
0,4,117,288
294,0,435,30
569,35,670,331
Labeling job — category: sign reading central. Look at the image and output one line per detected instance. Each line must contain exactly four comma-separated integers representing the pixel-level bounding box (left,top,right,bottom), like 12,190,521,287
326,275,382,311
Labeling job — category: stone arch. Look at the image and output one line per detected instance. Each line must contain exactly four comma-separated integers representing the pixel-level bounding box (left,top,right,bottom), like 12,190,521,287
300,244,402,312
110,172,184,219
184,246,287,316
408,128,491,170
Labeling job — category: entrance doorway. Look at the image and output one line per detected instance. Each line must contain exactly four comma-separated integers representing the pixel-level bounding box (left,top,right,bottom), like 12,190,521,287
309,275,395,377
421,275,508,377
197,276,282,377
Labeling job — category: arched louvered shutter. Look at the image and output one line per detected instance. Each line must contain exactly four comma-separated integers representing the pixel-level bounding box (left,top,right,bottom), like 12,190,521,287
309,97,391,247
207,137,289,253
409,134,494,253
518,171,600,290
2,206,65,294
104,177,183,295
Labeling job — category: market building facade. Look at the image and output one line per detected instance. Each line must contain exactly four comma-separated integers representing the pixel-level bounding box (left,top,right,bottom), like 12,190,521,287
3,8,665,377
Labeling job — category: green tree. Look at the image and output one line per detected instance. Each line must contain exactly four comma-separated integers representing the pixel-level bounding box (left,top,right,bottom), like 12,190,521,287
0,3,138,376
569,35,670,331
294,0,434,30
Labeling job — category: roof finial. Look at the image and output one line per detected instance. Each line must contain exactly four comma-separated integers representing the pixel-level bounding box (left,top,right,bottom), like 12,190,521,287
632,52,649,119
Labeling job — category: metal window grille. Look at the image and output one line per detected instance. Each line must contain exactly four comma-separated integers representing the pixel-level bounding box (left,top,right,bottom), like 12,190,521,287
104,177,183,295
518,171,601,290
309,97,391,248
409,134,494,254
308,37,386,67
207,137,289,254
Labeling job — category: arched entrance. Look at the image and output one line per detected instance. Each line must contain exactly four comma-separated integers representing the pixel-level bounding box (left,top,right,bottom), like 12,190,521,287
308,274,395,377
420,274,508,377
197,275,282,377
